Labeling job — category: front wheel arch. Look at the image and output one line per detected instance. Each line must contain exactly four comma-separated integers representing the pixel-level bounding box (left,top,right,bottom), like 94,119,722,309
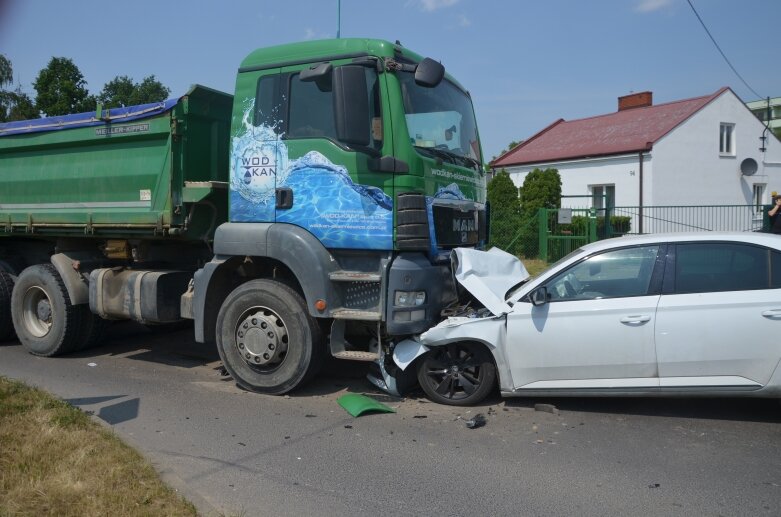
415,340,497,406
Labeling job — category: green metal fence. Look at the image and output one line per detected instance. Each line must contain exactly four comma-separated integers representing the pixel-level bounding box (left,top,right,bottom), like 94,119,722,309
489,204,771,263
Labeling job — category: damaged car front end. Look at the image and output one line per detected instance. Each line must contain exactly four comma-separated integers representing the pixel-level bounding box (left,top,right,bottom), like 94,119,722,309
369,247,529,405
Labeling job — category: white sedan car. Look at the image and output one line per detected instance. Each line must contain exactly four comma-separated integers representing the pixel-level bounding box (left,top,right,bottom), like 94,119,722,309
395,232,781,406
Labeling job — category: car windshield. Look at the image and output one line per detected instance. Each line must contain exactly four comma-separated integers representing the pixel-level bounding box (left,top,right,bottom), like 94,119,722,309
506,247,587,302
398,74,482,167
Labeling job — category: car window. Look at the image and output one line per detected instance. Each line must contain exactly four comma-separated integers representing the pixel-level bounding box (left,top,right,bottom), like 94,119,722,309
675,243,769,294
770,250,781,289
546,245,660,301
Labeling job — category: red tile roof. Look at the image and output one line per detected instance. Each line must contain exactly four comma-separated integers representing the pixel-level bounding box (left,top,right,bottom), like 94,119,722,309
491,87,730,167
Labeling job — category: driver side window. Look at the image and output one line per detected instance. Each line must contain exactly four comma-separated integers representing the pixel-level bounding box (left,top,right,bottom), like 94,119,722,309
546,245,660,301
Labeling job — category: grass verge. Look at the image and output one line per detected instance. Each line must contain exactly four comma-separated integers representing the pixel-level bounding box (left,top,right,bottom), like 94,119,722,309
521,258,549,277
0,376,197,516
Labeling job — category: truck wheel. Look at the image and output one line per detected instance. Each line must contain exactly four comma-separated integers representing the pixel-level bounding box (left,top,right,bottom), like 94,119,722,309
0,271,15,342
216,279,323,394
74,308,110,352
416,342,496,406
11,264,81,356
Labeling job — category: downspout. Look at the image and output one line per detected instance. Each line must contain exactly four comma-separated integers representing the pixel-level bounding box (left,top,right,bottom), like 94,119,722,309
638,151,644,234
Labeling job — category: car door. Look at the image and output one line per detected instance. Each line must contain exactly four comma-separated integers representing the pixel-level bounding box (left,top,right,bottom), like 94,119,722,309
504,244,664,392
655,241,781,390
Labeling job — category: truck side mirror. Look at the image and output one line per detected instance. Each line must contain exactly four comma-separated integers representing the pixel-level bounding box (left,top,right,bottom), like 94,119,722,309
300,62,333,82
530,286,549,307
414,58,445,88
333,65,370,147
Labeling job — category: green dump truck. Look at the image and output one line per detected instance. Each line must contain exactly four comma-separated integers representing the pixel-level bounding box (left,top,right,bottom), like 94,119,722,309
0,39,487,395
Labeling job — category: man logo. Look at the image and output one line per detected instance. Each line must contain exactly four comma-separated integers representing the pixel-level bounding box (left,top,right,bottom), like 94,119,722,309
452,218,476,233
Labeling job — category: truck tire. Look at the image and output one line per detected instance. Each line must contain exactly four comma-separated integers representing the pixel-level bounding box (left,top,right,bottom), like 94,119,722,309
74,307,110,352
216,279,323,395
11,264,82,356
0,271,15,342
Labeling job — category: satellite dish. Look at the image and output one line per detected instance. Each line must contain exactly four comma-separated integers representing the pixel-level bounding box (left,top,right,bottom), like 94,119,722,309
740,158,758,176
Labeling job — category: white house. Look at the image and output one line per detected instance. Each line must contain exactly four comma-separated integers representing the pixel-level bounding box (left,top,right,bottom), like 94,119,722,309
491,88,781,232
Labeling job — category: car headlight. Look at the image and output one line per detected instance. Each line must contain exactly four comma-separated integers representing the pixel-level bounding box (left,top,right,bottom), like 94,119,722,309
394,290,427,307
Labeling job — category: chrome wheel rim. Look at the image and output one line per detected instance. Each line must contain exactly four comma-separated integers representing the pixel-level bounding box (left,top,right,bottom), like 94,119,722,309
234,306,289,371
22,286,53,338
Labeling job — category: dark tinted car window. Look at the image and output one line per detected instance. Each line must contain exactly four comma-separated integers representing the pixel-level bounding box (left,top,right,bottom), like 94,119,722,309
675,243,769,293
771,251,781,288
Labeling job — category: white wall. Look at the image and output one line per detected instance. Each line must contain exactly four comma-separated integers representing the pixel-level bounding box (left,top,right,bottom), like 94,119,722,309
505,154,650,209
652,89,781,207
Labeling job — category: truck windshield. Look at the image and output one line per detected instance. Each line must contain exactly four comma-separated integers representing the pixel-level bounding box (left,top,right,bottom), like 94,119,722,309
398,74,482,168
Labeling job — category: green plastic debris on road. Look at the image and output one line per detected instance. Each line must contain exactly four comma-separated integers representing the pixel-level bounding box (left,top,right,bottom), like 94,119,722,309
337,394,396,417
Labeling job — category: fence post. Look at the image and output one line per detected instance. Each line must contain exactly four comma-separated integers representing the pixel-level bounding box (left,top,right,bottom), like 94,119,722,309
538,208,548,261
588,208,597,243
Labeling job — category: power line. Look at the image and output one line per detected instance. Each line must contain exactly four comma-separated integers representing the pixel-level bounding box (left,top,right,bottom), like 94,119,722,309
686,0,764,100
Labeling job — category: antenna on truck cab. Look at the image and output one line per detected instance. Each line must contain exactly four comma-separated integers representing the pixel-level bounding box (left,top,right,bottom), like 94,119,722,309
337,0,341,38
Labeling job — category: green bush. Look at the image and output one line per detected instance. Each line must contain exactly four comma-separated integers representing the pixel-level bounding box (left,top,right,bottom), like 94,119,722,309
559,215,631,236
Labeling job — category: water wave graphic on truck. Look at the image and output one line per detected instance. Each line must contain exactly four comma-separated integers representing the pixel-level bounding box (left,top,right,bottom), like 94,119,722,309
229,101,394,250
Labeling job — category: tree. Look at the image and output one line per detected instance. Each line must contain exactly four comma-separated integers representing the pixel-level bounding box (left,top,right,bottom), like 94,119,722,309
6,87,38,121
518,167,561,258
519,167,562,219
98,74,170,108
491,139,523,162
0,54,39,122
0,55,11,86
33,57,94,116
487,169,522,254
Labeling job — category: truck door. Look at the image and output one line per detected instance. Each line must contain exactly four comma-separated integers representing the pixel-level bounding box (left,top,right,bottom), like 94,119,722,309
229,68,284,223
273,61,393,250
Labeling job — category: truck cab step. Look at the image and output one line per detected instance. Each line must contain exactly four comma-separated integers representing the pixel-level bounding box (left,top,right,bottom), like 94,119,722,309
332,350,380,361
329,271,381,282
331,309,381,321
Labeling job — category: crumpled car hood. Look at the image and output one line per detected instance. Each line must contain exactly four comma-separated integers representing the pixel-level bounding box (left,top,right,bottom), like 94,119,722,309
391,248,527,373
451,247,529,316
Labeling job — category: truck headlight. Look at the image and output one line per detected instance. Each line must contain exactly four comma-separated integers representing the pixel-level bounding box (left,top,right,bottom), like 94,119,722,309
394,290,426,307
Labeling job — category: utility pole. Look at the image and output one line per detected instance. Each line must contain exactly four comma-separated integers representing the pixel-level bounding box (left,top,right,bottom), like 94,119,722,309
337,0,341,38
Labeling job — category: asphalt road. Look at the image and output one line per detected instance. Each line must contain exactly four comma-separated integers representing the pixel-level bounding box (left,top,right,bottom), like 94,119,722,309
1,323,779,516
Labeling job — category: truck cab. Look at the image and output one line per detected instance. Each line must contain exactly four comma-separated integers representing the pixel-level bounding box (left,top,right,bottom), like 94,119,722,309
190,39,487,394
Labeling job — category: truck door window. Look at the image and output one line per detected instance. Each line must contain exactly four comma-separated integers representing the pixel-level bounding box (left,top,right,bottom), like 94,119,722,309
254,74,282,130
288,74,337,139
286,67,381,149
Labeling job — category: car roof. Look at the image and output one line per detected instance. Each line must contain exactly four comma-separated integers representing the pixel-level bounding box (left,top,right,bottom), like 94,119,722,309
579,232,781,253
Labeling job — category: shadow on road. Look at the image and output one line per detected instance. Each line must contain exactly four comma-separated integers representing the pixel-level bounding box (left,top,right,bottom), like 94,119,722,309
8,322,780,422
503,396,781,423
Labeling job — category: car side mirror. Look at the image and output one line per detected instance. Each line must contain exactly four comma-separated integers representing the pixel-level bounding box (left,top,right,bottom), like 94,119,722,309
530,287,549,306
333,65,370,146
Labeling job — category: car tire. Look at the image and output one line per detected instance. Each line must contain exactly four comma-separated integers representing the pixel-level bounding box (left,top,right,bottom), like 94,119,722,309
416,341,496,406
11,264,82,356
216,279,323,395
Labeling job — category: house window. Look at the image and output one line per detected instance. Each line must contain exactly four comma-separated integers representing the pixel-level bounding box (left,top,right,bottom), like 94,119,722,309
592,185,615,210
753,184,766,213
720,123,735,155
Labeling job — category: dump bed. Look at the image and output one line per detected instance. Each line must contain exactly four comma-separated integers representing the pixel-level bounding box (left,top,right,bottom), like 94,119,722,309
0,85,232,241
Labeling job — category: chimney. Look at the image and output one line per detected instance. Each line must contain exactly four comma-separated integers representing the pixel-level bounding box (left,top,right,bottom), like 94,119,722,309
618,91,653,111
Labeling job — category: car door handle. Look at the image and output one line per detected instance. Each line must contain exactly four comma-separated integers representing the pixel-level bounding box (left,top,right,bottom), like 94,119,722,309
761,309,781,319
620,315,651,324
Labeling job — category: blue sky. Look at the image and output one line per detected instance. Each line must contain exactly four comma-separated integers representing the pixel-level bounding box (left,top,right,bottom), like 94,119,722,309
1,0,778,160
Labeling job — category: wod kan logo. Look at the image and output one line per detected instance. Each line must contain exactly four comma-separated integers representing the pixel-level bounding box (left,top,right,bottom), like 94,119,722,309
242,155,276,185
